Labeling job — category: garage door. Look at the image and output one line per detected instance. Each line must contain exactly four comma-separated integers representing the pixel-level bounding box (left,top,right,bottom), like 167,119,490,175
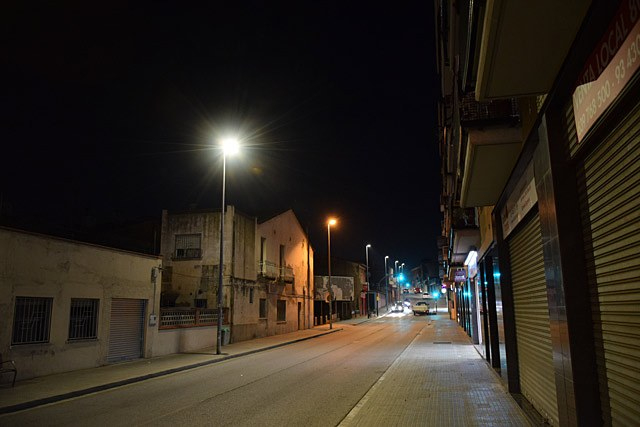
509,212,559,425
108,298,146,363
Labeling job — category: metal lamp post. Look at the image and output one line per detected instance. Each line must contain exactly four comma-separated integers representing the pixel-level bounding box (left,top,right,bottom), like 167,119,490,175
384,255,389,310
394,260,399,301
327,218,336,329
365,244,371,317
217,137,239,355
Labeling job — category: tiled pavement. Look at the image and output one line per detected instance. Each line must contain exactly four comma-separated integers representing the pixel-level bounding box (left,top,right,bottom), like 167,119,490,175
339,316,532,426
1,314,532,426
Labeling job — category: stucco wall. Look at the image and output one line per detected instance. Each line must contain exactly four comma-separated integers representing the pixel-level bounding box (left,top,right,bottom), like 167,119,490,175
0,227,161,381
154,326,217,356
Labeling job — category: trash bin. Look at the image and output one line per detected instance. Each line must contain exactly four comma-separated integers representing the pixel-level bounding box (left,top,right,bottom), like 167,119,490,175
221,327,231,345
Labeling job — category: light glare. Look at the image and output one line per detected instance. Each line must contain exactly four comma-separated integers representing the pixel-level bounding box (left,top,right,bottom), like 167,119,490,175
221,138,240,155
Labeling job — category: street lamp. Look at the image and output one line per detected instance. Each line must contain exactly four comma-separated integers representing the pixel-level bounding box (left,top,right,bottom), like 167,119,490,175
327,218,337,330
365,244,371,317
394,260,399,301
384,255,389,309
217,137,239,355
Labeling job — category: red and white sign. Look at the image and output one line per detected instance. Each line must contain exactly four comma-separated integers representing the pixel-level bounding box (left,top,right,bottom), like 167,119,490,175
573,0,640,142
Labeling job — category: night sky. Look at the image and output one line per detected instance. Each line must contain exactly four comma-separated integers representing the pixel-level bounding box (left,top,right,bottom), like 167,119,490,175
2,2,440,273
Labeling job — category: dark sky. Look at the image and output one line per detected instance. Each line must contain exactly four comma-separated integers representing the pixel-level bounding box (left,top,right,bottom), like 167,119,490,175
2,2,440,273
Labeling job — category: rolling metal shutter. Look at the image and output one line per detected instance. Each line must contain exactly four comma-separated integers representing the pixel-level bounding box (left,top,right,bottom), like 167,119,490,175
509,213,559,425
108,298,146,363
579,103,640,425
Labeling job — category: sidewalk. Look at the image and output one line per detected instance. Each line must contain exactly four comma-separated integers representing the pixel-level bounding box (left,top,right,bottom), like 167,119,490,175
0,318,371,414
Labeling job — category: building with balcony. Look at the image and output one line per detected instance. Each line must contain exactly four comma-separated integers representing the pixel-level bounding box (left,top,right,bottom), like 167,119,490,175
160,207,314,345
435,0,639,424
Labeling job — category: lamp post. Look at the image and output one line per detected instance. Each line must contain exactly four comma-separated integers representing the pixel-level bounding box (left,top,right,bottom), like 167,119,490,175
365,244,371,317
217,137,239,355
394,260,399,301
384,255,389,310
327,218,337,329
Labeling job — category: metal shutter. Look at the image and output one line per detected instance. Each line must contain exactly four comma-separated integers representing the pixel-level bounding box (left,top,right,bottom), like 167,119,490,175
509,213,559,425
108,298,146,363
580,103,640,425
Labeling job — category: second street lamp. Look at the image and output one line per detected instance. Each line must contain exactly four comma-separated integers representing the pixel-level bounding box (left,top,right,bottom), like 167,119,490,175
217,137,239,355
327,218,337,330
384,255,389,310
365,244,371,317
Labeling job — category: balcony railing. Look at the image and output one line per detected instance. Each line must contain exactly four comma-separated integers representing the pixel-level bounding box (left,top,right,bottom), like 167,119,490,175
258,261,294,283
258,261,279,279
280,266,294,283
461,92,519,124
159,307,229,329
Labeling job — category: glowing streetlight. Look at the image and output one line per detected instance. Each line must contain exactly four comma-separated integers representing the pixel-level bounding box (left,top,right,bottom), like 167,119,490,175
217,137,239,355
327,218,337,329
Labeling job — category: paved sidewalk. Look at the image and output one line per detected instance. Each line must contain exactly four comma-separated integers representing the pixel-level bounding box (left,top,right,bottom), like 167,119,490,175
339,315,532,426
0,319,367,414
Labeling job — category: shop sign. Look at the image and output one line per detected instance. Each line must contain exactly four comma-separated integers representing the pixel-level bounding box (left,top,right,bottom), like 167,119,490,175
454,269,466,282
573,0,640,142
501,164,538,238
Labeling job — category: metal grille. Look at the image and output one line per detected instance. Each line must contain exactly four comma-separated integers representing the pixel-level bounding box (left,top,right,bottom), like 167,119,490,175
108,298,145,363
509,213,559,426
580,102,640,425
174,234,201,259
277,300,286,322
12,297,53,345
68,298,99,340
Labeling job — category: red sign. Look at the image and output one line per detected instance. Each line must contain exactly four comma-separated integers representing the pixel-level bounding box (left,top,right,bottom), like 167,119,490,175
573,0,640,142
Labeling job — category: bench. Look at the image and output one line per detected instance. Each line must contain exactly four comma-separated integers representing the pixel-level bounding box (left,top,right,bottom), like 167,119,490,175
0,354,17,387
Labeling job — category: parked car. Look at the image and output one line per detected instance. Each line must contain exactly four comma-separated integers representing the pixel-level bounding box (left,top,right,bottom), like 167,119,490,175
412,301,431,315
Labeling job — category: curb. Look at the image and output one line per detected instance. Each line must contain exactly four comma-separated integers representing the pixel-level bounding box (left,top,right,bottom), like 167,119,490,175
0,328,343,415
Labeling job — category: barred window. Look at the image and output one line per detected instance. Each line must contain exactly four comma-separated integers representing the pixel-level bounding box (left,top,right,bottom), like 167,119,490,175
69,298,99,341
249,288,254,304
175,234,201,259
259,299,267,318
12,297,53,345
277,300,286,322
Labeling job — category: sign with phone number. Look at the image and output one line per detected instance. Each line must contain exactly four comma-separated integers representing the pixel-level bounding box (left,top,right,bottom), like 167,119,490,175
573,0,640,143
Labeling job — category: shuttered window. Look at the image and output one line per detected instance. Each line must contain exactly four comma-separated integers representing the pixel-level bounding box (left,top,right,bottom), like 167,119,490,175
175,234,201,259
579,102,640,425
509,213,559,425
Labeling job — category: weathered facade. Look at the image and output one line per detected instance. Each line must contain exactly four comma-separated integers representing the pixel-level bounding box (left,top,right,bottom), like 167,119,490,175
160,207,314,345
0,227,161,382
254,209,314,340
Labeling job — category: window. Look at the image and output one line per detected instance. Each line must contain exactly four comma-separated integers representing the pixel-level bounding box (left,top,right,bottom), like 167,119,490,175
277,300,286,322
259,298,267,319
279,244,285,269
249,288,254,304
174,234,201,259
12,297,53,345
68,298,99,341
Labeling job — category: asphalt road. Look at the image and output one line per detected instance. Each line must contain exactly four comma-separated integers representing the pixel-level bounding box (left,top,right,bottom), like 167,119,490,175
2,312,431,427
